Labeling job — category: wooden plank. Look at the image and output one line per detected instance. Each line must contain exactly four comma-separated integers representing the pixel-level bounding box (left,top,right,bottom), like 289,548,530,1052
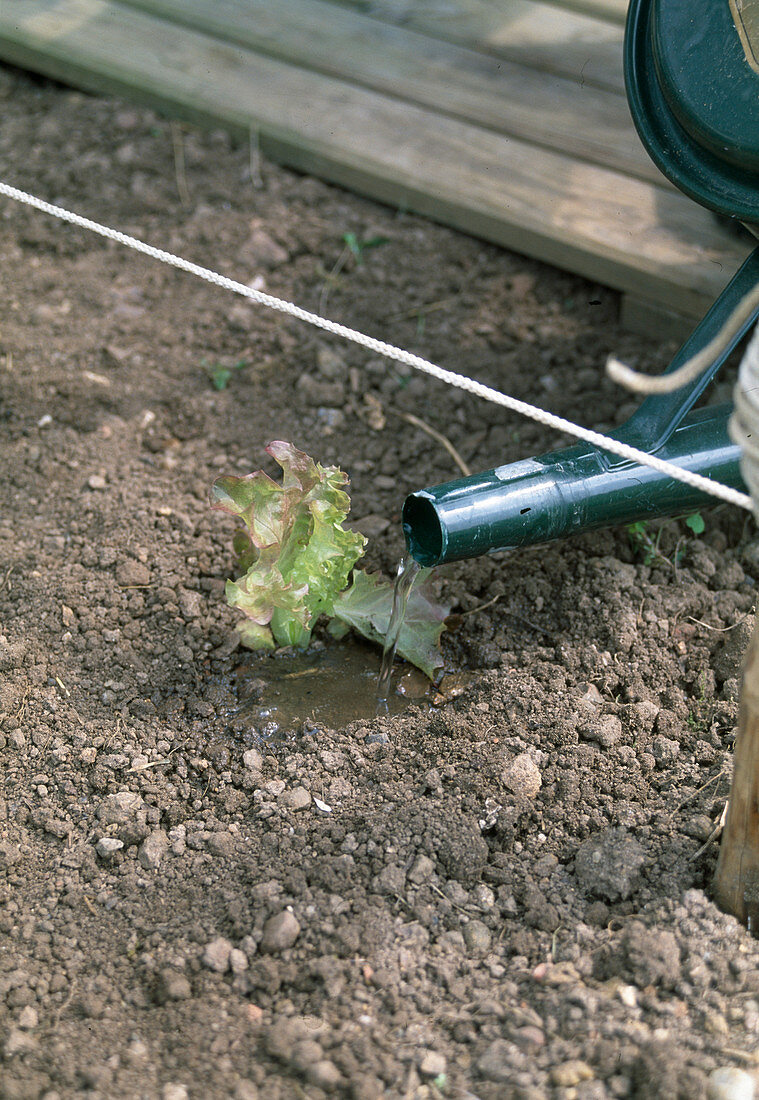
327,0,626,91
0,0,745,321
120,0,661,185
619,295,695,344
552,0,627,24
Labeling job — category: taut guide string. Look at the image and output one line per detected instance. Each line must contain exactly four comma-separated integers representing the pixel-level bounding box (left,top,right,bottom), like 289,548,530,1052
0,179,752,514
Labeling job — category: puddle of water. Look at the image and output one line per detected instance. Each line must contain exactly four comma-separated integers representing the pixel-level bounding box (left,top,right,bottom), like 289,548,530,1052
233,637,429,740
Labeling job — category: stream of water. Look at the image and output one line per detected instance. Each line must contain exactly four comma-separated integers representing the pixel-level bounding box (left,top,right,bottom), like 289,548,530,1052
376,557,421,709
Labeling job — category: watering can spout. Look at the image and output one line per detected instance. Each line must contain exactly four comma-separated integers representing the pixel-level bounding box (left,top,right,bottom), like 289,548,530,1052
403,247,759,567
402,406,741,566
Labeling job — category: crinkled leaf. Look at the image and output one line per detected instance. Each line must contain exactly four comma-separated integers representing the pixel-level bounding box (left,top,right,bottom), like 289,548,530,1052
331,569,449,679
211,442,366,649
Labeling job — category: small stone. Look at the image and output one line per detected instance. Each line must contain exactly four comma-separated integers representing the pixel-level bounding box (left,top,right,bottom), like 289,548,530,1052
0,841,21,869
162,1086,189,1100
651,735,680,764
203,937,233,972
316,345,347,379
584,714,623,748
233,1082,260,1100
206,831,236,858
551,1061,595,1087
155,968,192,1003
98,789,144,823
243,748,263,772
95,836,124,859
138,829,169,870
17,1005,38,1029
707,1068,755,1100
4,1028,37,1056
502,752,542,797
169,825,186,855
234,1083,260,1100
177,587,203,619
239,226,289,269
115,560,151,587
477,1039,522,1082
574,827,646,901
305,1060,343,1090
279,786,312,812
408,854,435,884
229,948,249,974
261,910,301,953
372,863,407,896
463,919,492,954
87,474,108,491
296,374,344,407
419,1050,447,1078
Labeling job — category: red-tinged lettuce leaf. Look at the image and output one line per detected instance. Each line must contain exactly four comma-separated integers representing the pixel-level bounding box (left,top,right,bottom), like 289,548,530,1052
211,442,366,650
330,569,449,679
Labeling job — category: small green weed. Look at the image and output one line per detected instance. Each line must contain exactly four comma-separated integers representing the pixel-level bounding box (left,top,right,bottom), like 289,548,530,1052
342,231,389,264
627,511,706,567
204,358,248,391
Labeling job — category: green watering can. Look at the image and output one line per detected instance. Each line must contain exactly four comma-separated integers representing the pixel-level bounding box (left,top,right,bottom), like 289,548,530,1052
402,0,759,567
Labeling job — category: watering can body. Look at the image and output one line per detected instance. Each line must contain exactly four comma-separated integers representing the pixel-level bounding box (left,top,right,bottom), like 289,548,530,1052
403,0,759,566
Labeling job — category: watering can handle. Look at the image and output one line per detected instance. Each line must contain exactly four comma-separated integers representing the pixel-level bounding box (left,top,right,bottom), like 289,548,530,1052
610,246,759,458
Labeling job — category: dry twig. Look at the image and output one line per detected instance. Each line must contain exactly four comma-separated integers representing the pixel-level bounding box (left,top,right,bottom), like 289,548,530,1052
390,410,471,476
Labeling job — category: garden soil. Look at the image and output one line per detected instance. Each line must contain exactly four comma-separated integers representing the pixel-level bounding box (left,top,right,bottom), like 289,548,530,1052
1,68,759,1100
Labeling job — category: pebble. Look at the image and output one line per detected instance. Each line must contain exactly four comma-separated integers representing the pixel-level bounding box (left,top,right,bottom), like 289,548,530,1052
162,1086,189,1100
573,827,646,901
408,854,435,884
4,1028,37,1057
139,829,169,870
98,789,144,823
229,948,249,974
373,863,407,896
95,836,124,859
279,786,312,811
502,752,542,797
551,1060,595,1087
418,1050,447,1077
155,968,192,1002
206,831,236,858
260,910,301,953
584,714,623,748
17,1005,38,1029
477,1038,523,1082
305,1060,343,1090
233,1083,260,1100
707,1068,755,1100
202,937,233,973
87,474,108,491
243,748,263,772
233,1083,259,1100
115,559,152,587
463,919,492,954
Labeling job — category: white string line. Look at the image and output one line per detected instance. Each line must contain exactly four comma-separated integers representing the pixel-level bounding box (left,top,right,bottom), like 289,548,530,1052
0,179,752,512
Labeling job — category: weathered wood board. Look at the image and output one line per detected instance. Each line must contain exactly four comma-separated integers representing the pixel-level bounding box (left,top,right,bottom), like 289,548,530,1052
327,0,627,90
119,0,662,186
0,0,748,329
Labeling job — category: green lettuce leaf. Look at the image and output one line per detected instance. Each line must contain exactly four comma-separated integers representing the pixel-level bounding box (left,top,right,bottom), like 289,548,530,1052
211,441,366,649
331,569,449,679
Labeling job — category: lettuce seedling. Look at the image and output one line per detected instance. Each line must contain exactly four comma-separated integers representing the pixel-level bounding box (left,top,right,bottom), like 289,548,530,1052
210,441,448,677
